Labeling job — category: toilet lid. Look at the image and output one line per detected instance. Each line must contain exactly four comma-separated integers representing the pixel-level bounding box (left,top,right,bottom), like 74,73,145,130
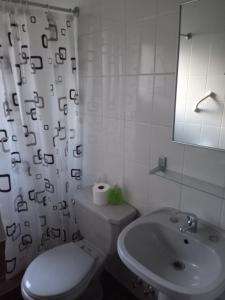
22,242,96,299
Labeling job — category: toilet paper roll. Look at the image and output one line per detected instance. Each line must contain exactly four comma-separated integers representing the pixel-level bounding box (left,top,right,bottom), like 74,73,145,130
93,183,111,206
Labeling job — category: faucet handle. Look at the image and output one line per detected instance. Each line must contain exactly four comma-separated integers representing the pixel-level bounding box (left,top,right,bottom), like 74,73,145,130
186,215,195,225
186,214,198,232
179,212,198,233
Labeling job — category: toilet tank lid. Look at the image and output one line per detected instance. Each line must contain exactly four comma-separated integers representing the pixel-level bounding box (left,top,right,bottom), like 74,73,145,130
74,187,137,225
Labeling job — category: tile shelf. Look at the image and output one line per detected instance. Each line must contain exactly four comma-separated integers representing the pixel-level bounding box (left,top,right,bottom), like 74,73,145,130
150,157,225,199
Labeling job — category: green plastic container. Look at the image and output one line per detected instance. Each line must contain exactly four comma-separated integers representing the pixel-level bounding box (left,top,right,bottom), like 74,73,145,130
107,185,125,205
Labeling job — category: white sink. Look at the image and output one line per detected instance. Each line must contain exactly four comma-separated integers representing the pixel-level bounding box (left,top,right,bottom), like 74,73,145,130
117,208,225,300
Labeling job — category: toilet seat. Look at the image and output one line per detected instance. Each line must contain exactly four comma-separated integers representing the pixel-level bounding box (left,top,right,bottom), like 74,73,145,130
21,242,97,300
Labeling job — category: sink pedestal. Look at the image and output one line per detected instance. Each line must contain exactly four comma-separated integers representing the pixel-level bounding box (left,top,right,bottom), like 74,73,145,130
158,292,173,300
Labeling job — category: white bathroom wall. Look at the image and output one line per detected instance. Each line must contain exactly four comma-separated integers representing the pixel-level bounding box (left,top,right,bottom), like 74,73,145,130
77,0,225,230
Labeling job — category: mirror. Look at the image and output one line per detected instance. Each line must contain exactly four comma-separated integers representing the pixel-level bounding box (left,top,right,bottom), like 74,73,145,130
173,0,225,150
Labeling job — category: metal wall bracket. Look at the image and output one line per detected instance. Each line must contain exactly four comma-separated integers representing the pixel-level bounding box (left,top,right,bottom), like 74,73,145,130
149,156,167,174
73,7,80,17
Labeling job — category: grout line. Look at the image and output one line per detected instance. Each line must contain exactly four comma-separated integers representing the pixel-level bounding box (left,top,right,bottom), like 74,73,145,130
79,72,176,78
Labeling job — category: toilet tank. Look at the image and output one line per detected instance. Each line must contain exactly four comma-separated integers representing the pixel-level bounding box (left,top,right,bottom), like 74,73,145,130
74,187,137,255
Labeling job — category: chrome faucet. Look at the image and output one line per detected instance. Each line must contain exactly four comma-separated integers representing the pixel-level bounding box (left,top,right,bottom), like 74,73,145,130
179,213,198,233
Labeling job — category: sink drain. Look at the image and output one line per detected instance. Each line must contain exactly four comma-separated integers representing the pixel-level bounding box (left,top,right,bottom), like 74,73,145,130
171,260,185,271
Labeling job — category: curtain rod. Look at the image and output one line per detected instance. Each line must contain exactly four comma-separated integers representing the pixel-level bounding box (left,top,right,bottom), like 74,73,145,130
0,0,80,16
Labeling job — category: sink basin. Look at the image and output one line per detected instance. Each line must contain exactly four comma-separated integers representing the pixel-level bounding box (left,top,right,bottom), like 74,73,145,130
117,208,225,300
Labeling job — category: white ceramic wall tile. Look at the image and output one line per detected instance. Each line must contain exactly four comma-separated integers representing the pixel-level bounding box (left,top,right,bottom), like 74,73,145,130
80,77,102,99
82,171,100,187
102,153,124,186
102,76,125,119
173,122,184,142
200,96,224,146
155,12,179,73
152,75,176,126
80,77,103,116
182,124,201,145
149,176,181,210
78,33,101,77
184,75,206,125
200,126,220,149
101,118,125,186
186,76,207,104
83,115,103,150
189,34,211,76
175,74,188,123
208,33,225,76
102,117,125,159
100,0,125,24
125,121,151,166
78,15,101,36
222,111,225,129
158,0,179,14
181,186,223,226
125,0,157,22
82,115,103,186
77,0,101,17
101,24,126,76
133,202,154,215
77,0,101,8
44,0,78,7
150,125,185,173
124,161,150,210
126,18,156,75
206,76,225,102
124,75,153,123
183,146,225,187
177,38,192,76
187,0,225,34
82,96,102,116
77,0,104,34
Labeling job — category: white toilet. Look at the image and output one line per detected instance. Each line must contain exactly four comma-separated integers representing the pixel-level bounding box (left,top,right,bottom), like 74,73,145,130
21,187,137,300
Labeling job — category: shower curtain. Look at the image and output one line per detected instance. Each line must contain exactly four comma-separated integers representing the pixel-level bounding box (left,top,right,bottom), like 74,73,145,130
0,4,82,278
